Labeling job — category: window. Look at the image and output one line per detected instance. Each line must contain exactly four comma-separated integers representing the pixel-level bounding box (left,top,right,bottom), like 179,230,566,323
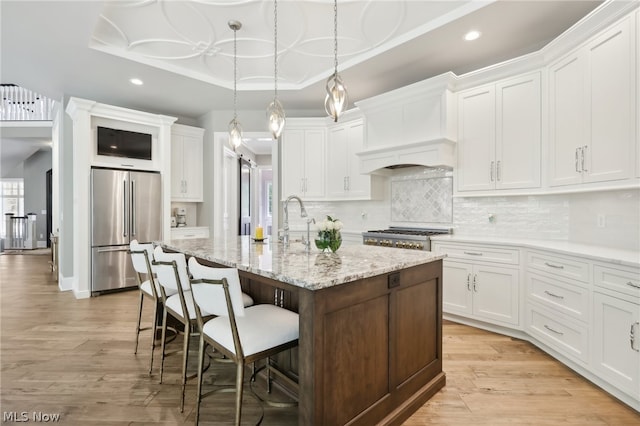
1,179,24,237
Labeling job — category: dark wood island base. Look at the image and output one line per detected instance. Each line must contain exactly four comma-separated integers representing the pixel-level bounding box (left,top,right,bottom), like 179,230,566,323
241,259,444,425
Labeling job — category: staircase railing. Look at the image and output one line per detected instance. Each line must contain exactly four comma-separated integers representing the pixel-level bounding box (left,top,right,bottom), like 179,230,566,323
0,84,54,121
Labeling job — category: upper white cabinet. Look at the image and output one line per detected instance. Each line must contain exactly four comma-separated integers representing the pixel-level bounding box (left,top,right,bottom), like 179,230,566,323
281,121,326,200
549,16,636,187
171,124,204,202
457,72,541,192
326,118,382,200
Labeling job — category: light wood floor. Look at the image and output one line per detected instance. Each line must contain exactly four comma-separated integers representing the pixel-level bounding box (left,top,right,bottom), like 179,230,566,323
1,253,638,425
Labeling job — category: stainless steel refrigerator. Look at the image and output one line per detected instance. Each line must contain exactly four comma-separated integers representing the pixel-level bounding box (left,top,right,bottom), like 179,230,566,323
91,167,162,294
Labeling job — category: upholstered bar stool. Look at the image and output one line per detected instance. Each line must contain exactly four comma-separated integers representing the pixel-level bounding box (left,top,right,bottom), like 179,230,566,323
188,257,299,425
129,240,177,375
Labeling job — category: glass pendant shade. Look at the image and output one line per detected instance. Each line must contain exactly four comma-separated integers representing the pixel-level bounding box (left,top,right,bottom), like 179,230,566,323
228,118,243,149
324,72,348,122
267,99,286,139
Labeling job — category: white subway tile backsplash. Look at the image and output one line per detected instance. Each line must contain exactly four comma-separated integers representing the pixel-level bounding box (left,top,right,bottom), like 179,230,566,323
300,168,638,251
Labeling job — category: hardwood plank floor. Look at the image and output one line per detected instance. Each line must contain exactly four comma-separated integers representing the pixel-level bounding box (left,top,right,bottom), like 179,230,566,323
1,252,638,425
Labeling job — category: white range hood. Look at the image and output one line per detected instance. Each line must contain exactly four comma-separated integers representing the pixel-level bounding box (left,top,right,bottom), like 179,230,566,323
355,72,457,174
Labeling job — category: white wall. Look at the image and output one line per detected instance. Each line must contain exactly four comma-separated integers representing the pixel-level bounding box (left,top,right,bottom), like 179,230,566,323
23,149,52,244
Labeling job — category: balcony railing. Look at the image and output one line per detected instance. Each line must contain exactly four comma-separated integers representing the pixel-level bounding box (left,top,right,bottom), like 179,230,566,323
1,84,54,121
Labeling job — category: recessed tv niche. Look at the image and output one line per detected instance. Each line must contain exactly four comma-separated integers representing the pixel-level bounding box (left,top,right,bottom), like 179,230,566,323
97,126,152,160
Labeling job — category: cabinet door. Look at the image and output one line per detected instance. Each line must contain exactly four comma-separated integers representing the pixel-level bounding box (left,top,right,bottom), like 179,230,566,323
584,17,635,183
472,264,520,326
495,72,541,190
457,85,495,191
592,292,640,397
345,121,371,198
302,129,326,198
548,52,586,187
326,126,349,198
181,134,203,201
170,136,185,199
442,261,473,316
281,129,305,198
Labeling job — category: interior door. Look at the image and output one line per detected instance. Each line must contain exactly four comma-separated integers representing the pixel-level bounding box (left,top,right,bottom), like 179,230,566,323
239,158,251,235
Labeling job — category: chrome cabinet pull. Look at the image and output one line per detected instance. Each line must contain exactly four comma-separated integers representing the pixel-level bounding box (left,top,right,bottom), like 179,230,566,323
496,160,501,181
473,274,478,292
464,251,483,256
544,290,564,299
626,281,640,289
346,176,350,191
490,161,495,182
630,323,639,352
581,145,588,172
466,273,471,291
544,262,564,269
544,324,564,336
575,148,580,172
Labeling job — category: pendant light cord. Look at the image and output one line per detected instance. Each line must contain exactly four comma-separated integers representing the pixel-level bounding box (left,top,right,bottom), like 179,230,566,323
233,25,238,121
333,0,338,77
274,0,278,100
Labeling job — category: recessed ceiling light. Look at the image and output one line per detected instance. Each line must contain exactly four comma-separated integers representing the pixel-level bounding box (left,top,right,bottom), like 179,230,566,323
464,30,481,41
129,78,144,86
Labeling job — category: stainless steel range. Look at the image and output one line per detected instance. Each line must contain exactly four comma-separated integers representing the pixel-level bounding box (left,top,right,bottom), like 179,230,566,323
362,227,452,251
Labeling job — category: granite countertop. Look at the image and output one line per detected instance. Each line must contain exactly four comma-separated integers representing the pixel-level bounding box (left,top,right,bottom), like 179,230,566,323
161,236,445,291
430,235,640,268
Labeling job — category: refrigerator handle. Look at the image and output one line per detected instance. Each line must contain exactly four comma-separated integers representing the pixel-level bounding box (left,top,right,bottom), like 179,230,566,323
131,179,136,237
123,179,128,237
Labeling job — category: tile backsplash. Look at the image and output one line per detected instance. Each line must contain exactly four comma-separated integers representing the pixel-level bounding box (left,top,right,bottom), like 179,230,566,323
301,167,638,251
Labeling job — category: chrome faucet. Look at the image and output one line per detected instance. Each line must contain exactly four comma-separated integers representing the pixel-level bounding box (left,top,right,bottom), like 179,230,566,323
282,195,308,246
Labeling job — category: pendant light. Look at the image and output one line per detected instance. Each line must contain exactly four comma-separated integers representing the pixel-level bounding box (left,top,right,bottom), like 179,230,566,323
228,20,243,150
266,0,285,139
324,0,348,122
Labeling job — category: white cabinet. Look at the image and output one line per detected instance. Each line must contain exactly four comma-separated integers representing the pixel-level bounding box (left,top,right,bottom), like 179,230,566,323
171,124,204,201
326,119,381,200
457,72,541,192
592,292,640,397
591,262,640,399
549,16,636,187
170,226,209,240
525,250,592,364
433,242,520,327
281,126,326,200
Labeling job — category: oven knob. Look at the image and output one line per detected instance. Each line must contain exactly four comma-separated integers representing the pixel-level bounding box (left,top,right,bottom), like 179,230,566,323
395,241,403,248
408,243,416,249
417,243,424,250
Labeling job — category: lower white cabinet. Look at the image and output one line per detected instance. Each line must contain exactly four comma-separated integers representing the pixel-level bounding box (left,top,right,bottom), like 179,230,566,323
443,261,519,327
170,226,209,240
434,242,520,327
592,291,640,398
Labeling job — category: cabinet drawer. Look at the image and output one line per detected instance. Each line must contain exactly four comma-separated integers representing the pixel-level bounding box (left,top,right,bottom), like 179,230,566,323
593,264,640,299
527,250,590,283
434,243,519,265
527,303,588,364
170,227,210,240
527,272,589,322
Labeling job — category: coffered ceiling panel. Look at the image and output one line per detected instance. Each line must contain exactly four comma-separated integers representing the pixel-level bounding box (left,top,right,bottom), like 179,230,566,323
90,0,485,90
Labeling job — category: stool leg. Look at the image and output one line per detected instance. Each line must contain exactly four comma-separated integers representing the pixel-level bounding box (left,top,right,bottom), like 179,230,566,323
180,322,190,413
149,297,158,375
134,291,144,354
159,308,168,384
235,362,245,426
195,336,206,426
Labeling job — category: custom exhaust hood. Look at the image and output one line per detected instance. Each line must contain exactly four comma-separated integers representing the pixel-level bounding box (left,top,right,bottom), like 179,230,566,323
355,72,457,174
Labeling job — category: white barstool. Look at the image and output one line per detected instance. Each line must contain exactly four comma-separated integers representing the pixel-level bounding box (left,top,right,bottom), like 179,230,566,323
188,256,299,425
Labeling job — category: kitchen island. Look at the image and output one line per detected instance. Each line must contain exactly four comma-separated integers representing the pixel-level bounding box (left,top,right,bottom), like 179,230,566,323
161,237,446,425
